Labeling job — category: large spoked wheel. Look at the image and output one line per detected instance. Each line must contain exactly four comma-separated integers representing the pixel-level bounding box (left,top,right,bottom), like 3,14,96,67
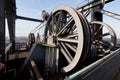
90,21,116,54
44,5,90,74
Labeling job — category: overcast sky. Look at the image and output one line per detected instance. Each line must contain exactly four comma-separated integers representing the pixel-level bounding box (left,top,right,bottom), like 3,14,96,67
6,0,120,38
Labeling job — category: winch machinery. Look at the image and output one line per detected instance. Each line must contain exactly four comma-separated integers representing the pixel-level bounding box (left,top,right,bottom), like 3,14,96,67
28,4,116,79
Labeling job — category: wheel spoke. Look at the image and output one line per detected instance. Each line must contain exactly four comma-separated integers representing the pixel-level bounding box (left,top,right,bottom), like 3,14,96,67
59,44,72,64
94,25,103,36
94,32,110,39
58,37,78,43
57,18,74,35
101,32,110,37
64,43,76,53
61,42,73,59
66,33,78,38
65,23,75,34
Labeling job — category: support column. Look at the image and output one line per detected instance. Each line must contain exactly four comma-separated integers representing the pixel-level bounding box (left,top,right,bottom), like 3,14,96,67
0,0,5,62
89,0,103,60
91,0,103,40
6,0,16,52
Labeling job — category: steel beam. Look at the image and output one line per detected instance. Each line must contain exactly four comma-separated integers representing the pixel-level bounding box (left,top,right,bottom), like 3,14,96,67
95,8,120,20
91,0,103,40
77,0,114,11
0,0,5,62
16,15,43,22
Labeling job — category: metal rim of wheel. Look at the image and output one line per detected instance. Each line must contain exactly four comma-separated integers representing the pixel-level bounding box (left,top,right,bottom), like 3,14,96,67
90,21,116,53
44,5,90,73
75,10,91,62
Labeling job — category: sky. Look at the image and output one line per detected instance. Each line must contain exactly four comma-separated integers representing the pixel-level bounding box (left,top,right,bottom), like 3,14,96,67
6,0,120,38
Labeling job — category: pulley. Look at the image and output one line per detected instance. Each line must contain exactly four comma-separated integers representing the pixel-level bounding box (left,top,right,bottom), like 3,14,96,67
44,5,91,76
90,21,116,54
